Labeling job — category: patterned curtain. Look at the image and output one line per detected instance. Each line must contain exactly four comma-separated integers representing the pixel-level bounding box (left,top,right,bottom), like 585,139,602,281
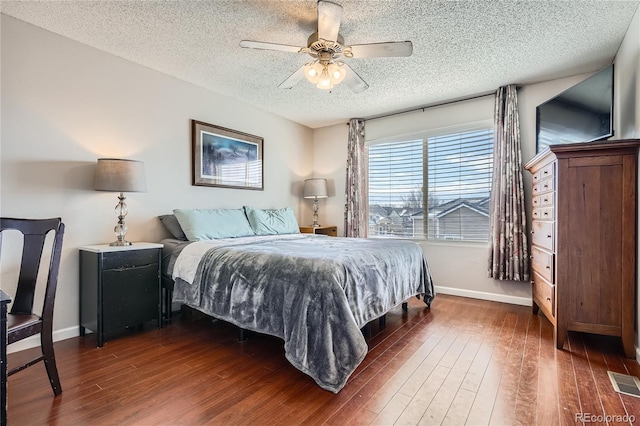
344,118,367,238
488,85,530,281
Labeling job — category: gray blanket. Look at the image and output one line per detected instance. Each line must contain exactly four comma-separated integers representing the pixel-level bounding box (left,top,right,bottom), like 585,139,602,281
171,235,434,393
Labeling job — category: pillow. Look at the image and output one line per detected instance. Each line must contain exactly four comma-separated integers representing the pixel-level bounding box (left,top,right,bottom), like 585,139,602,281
173,208,255,241
244,206,300,236
158,214,188,241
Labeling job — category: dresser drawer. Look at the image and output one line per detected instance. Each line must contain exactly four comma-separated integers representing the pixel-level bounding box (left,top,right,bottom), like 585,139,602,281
532,193,554,208
532,177,554,195
532,162,554,183
531,246,554,282
533,271,555,317
531,220,554,251
532,206,554,220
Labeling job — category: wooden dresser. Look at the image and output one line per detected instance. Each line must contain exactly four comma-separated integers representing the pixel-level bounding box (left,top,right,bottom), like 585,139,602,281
525,139,640,358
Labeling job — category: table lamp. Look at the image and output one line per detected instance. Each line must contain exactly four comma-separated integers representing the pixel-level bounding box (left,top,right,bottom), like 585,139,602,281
303,178,328,227
94,158,147,246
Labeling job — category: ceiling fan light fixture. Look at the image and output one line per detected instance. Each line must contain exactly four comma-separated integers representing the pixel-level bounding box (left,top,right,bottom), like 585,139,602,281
304,62,323,84
316,67,334,90
327,62,346,84
305,60,345,90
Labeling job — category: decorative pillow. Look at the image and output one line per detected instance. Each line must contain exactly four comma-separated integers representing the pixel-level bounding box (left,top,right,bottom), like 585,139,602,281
173,208,255,241
244,206,300,236
158,214,188,241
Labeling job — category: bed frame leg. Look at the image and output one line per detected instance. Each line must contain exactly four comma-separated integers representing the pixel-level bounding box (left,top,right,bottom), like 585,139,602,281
402,302,408,311
360,323,371,339
238,327,248,342
378,314,386,329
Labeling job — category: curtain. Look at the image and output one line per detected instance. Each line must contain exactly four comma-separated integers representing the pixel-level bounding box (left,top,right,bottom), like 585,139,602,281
488,85,530,281
344,118,367,238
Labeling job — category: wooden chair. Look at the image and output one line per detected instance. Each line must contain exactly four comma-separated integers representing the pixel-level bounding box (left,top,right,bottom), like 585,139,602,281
1,217,65,396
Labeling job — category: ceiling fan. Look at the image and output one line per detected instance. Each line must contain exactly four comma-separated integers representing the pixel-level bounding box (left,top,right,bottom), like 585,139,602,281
239,0,413,93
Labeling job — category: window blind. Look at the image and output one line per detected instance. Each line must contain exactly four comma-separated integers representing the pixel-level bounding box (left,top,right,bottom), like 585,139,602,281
367,127,493,241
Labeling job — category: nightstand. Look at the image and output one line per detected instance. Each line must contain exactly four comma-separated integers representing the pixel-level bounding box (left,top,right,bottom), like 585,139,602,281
79,243,162,347
299,225,338,236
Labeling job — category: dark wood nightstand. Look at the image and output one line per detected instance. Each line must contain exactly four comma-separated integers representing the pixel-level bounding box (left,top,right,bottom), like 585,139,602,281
299,225,338,236
79,243,162,347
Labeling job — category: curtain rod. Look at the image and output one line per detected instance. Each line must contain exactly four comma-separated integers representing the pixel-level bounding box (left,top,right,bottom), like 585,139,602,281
350,90,496,124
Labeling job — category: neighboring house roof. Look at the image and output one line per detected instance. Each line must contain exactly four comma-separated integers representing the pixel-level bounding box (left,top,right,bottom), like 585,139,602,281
370,198,490,223
434,199,490,219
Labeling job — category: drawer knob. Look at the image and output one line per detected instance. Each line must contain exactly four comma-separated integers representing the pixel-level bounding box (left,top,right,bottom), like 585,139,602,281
543,212,548,217
546,234,552,239
546,266,550,270
546,297,551,301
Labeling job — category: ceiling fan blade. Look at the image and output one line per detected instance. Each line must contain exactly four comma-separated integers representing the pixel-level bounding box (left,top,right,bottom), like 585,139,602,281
240,40,303,53
349,41,413,58
342,63,369,93
278,65,306,89
317,0,342,42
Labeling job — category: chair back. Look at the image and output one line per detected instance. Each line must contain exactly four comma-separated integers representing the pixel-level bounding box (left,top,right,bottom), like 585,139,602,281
0,218,64,331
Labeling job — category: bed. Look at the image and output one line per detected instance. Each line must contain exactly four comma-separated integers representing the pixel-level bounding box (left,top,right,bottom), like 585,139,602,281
159,208,435,393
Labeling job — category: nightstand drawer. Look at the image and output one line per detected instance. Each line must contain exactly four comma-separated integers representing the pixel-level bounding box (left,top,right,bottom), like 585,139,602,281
299,225,338,236
102,249,159,270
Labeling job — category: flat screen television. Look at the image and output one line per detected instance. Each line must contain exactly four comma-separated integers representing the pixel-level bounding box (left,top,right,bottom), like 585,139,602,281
536,64,614,153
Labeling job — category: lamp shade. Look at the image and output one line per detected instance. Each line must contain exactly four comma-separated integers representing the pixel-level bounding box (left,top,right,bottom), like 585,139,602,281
303,178,328,199
95,158,147,192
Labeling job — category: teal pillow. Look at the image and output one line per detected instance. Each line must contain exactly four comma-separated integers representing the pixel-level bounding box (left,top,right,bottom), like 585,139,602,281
173,208,255,241
244,206,300,236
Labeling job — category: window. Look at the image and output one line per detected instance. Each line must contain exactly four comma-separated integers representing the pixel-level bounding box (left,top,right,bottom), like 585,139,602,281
367,126,493,241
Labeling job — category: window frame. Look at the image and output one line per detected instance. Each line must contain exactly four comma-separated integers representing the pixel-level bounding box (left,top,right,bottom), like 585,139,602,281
366,120,494,244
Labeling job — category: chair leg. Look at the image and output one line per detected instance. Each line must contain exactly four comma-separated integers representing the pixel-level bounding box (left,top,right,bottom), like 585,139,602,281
41,333,62,395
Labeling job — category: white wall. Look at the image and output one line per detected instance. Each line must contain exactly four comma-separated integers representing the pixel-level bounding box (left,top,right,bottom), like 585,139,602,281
311,124,349,233
0,15,313,344
615,5,640,140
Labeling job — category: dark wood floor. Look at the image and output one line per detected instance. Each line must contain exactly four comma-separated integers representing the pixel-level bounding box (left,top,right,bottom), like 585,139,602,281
6,294,640,425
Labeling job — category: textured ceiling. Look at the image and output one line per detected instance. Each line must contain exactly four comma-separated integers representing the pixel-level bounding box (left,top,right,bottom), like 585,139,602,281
1,0,638,129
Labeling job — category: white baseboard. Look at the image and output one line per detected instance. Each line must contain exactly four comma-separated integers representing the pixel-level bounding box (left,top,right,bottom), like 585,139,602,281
636,346,640,365
434,285,532,307
7,325,81,354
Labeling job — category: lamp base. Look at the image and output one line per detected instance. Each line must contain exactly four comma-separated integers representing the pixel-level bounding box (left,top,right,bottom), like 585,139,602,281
109,240,132,247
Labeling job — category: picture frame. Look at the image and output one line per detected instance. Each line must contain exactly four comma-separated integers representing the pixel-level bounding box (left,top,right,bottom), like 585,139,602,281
191,120,264,190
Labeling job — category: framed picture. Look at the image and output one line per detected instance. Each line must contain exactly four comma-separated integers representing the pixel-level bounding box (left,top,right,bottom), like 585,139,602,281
191,120,264,190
